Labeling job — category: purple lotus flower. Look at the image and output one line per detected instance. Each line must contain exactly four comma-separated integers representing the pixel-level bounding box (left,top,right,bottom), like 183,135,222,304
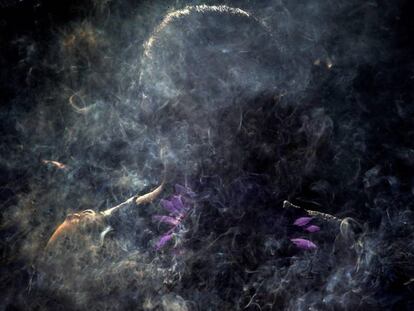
155,233,174,250
160,199,180,215
153,184,195,250
290,238,317,250
304,225,320,233
175,184,196,198
290,216,320,250
293,217,313,227
152,215,180,226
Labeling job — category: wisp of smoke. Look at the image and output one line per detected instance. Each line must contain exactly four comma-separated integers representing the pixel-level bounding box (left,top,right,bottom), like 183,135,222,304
1,1,413,310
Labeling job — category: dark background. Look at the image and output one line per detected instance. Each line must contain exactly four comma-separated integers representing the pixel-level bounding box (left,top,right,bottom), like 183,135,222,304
1,0,414,310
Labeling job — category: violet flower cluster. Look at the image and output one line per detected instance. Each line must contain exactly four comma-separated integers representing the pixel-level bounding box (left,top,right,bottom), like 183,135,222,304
290,217,320,250
152,184,195,250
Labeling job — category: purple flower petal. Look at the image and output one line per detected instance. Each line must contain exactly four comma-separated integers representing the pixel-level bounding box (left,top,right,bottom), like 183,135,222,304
160,199,180,214
290,238,317,250
170,195,185,212
304,225,320,233
152,215,180,226
293,217,313,227
175,184,196,198
156,233,173,250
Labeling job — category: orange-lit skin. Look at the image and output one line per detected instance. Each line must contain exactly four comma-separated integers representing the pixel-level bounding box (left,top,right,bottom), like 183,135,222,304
42,160,67,169
46,210,104,249
45,180,165,250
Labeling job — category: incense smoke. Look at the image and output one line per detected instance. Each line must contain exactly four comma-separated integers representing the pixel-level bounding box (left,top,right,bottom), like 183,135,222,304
1,1,413,310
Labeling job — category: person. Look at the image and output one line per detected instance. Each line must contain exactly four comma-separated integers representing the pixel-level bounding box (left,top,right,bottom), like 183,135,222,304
136,5,339,307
